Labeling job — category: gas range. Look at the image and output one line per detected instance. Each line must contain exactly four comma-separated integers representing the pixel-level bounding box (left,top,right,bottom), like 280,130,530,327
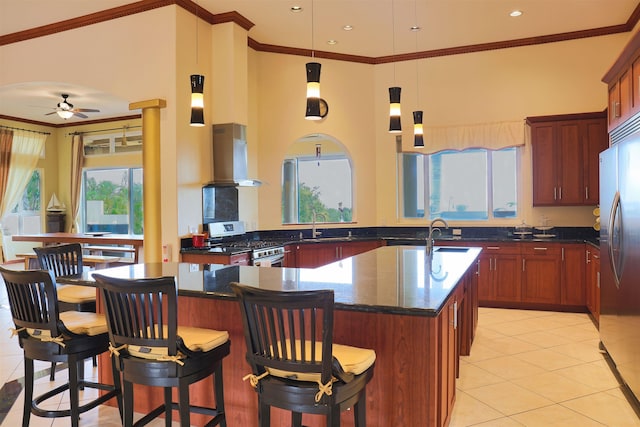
207,221,284,266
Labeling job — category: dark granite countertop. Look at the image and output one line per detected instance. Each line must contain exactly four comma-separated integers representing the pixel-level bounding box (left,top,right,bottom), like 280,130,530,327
61,245,482,317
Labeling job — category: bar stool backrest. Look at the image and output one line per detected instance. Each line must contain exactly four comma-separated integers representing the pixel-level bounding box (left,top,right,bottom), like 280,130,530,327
34,243,83,277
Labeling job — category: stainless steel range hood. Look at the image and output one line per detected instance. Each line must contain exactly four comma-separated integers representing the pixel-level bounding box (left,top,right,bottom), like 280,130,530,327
212,123,261,186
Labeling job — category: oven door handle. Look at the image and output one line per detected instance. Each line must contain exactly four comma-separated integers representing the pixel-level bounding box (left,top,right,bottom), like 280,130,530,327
253,253,285,267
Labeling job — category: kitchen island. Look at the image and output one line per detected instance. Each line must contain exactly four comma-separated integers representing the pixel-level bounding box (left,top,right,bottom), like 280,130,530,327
62,245,481,427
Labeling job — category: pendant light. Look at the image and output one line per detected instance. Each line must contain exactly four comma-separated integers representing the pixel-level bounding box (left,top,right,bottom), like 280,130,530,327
411,2,423,147
388,0,402,133
190,1,205,127
305,0,322,120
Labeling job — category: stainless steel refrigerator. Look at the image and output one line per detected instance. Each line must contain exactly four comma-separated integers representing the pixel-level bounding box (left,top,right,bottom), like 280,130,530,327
600,134,640,400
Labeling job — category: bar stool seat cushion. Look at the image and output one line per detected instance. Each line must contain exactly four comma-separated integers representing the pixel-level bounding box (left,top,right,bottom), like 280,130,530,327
267,340,376,382
127,326,229,360
59,311,108,336
57,285,96,304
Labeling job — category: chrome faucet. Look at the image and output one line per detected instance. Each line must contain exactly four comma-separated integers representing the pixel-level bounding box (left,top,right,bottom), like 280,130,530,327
311,209,328,239
426,217,449,255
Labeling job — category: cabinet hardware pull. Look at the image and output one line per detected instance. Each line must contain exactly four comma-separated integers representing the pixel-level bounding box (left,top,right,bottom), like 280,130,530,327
585,186,589,200
476,260,480,275
522,259,526,271
614,101,621,118
559,187,562,200
586,250,590,263
533,247,548,251
597,271,600,288
486,246,500,250
554,187,557,200
453,301,458,329
562,247,565,261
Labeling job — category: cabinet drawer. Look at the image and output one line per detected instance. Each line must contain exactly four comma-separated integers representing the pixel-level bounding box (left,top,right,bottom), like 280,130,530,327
521,243,562,256
481,242,520,255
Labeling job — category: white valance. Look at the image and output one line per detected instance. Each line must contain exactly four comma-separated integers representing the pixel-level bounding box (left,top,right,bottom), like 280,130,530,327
419,120,526,154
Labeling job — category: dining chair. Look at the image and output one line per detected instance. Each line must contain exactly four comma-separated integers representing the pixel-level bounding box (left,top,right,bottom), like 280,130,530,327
0,266,121,427
93,273,230,427
34,242,97,380
230,282,376,427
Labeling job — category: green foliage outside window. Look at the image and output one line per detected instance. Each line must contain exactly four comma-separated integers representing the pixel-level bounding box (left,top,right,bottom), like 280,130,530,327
298,183,352,223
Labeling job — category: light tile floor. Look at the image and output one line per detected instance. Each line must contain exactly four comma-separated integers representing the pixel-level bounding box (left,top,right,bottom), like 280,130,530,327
0,266,638,426
451,307,640,427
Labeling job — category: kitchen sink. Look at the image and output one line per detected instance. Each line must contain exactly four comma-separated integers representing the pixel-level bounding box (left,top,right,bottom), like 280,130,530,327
435,247,469,253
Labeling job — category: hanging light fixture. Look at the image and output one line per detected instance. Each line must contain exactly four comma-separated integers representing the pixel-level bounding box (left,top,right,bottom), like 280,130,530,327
389,87,402,133
190,74,205,127
190,1,205,127
388,0,402,133
412,1,423,147
306,62,322,120
413,111,424,147
305,0,322,120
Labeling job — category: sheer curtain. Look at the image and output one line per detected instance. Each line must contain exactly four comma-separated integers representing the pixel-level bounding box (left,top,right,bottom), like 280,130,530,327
69,134,84,232
0,130,47,219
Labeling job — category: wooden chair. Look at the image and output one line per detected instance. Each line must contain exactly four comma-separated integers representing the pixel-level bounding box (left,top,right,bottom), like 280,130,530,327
0,266,121,427
34,242,97,380
93,273,230,427
230,282,376,427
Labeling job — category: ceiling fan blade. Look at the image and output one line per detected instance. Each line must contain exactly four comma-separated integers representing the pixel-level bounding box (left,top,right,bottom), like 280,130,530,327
73,108,100,113
73,112,89,119
44,111,57,116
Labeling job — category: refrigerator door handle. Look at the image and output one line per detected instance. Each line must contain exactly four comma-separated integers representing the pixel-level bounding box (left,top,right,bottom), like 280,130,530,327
609,190,622,288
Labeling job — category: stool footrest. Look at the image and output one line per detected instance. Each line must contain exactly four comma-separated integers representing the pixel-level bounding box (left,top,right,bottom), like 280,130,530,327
31,380,119,418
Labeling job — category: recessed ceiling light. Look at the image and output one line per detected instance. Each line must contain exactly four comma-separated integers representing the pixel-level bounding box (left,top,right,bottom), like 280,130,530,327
410,25,421,32
291,6,303,12
510,10,523,17
343,25,353,31
327,40,338,45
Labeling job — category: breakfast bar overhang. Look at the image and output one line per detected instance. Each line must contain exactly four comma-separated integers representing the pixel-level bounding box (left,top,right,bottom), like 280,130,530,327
61,245,481,427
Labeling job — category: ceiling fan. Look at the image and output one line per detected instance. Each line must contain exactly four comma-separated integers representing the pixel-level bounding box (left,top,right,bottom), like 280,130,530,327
45,94,100,119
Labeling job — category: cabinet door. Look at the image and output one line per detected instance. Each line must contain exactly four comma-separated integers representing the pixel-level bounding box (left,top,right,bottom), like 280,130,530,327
438,294,457,427
609,80,621,129
561,244,586,306
582,119,608,205
283,244,297,267
592,249,601,324
531,123,558,206
340,240,384,259
296,243,336,268
586,248,594,313
476,253,494,302
494,253,522,302
521,248,561,304
556,121,583,205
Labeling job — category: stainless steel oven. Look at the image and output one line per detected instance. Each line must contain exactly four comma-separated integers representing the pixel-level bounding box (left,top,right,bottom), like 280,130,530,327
251,246,285,267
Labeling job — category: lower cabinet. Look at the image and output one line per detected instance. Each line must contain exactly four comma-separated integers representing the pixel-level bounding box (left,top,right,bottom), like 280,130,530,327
476,243,522,304
291,240,385,268
586,246,601,324
521,244,562,304
181,251,250,265
561,244,587,306
438,290,458,427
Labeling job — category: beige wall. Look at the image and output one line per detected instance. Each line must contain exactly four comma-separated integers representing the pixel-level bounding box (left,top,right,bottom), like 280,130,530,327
0,7,635,253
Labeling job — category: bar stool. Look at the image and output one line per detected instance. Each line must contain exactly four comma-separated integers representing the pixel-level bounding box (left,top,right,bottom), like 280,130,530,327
93,273,230,427
0,266,121,427
34,243,97,380
231,282,376,427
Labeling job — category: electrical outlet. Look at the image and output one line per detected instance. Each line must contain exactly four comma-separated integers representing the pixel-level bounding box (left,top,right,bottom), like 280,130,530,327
452,228,462,236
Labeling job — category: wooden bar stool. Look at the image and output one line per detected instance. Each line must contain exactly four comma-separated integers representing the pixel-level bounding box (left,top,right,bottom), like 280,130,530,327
93,273,230,427
231,282,376,427
0,266,121,427
34,243,98,380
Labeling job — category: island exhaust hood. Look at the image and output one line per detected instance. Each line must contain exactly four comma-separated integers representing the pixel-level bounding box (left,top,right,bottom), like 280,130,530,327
211,123,261,187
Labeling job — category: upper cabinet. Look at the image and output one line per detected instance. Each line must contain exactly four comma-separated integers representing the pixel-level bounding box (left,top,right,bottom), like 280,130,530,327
603,29,640,136
527,112,607,206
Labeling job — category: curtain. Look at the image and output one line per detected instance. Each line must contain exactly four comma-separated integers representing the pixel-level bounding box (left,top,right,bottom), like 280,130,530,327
69,134,84,232
0,129,13,216
416,120,526,154
0,130,46,220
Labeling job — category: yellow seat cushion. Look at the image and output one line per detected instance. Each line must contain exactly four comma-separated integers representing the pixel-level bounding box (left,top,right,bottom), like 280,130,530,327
57,285,96,304
127,326,229,361
60,311,108,336
267,340,376,382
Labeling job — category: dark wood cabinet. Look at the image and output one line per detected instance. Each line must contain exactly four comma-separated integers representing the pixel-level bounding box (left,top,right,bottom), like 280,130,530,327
180,251,250,265
438,290,459,427
521,244,562,304
477,243,521,304
561,244,586,306
528,112,607,206
586,246,601,324
293,240,384,268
